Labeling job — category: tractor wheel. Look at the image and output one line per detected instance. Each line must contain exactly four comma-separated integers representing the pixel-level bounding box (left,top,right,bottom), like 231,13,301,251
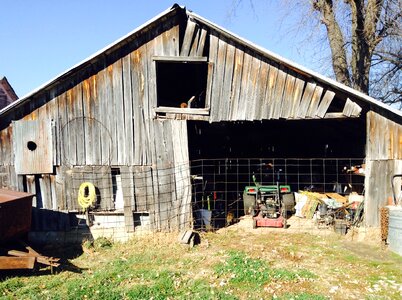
282,193,296,214
252,219,257,229
282,208,288,229
243,192,255,215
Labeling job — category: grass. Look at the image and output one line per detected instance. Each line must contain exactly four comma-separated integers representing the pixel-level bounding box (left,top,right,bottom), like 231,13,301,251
0,227,401,300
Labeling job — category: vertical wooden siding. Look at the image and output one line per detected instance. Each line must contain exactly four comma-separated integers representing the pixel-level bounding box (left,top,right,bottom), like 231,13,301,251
365,111,402,226
207,34,337,122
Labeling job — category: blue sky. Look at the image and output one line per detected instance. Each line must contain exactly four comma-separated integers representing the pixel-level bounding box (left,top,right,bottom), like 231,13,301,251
0,0,326,97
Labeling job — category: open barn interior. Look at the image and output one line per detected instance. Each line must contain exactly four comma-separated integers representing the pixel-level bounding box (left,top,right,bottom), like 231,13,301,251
187,119,366,228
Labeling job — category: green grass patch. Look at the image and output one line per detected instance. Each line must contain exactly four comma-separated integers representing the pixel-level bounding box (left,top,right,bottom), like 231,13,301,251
278,292,328,300
215,251,316,290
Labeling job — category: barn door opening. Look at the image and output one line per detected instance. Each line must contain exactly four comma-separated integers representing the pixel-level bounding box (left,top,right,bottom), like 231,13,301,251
187,119,366,230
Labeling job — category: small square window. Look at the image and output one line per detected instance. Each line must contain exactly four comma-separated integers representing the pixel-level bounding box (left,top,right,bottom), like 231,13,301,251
155,57,209,114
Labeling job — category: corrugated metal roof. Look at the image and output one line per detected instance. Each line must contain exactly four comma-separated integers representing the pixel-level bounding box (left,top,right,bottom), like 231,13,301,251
0,4,401,119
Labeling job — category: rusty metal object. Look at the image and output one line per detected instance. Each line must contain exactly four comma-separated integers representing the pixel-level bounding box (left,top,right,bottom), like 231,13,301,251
0,241,60,270
0,189,34,243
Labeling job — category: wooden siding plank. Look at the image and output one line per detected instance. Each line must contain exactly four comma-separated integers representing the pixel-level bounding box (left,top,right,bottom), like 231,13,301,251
297,82,316,118
145,36,161,230
208,34,221,122
196,28,207,57
180,19,197,56
255,61,269,121
229,48,244,120
238,51,252,120
288,79,305,119
106,66,118,165
343,98,354,117
66,89,78,165
316,90,335,118
82,80,92,165
247,57,261,121
270,70,287,119
215,38,227,121
112,59,126,165
97,68,112,166
171,120,191,230
189,27,200,56
55,167,66,210
73,84,86,165
122,55,134,165
306,86,324,118
220,42,235,121
133,166,153,212
280,74,296,119
262,65,278,120
131,47,147,165
163,120,177,230
120,166,135,232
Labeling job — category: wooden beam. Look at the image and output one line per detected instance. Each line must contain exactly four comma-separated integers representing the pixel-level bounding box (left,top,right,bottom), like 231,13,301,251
343,98,362,117
152,56,208,62
180,19,197,56
324,112,355,119
316,90,335,118
154,107,210,115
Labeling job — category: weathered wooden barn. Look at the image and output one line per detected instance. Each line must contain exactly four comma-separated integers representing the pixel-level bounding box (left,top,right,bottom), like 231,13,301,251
0,4,401,238
0,76,18,110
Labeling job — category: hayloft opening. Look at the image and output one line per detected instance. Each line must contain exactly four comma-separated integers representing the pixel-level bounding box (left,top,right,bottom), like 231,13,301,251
155,60,208,109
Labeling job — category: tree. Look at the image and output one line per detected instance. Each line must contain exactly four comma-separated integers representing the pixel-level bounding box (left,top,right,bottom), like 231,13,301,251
232,0,402,107
311,0,401,106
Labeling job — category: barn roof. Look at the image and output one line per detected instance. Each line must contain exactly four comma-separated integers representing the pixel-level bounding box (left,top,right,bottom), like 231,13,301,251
1,3,401,119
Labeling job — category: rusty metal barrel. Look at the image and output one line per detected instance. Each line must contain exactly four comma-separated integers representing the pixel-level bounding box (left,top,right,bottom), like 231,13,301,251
388,206,402,256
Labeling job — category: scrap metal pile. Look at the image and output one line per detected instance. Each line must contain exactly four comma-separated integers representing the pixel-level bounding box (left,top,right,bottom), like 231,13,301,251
294,191,364,233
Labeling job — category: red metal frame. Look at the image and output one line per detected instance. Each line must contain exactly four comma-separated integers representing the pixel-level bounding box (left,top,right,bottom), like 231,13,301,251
254,216,284,228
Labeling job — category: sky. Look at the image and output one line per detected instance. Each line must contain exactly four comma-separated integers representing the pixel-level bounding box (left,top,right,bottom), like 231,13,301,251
0,0,327,98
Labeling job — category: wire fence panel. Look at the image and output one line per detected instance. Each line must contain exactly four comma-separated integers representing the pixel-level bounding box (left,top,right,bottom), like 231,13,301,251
29,157,365,242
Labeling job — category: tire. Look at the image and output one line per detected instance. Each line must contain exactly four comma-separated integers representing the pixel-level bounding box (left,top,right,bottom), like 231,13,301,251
282,193,295,214
253,219,257,229
243,192,256,215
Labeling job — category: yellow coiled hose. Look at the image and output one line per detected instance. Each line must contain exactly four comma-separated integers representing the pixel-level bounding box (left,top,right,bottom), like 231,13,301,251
78,182,96,209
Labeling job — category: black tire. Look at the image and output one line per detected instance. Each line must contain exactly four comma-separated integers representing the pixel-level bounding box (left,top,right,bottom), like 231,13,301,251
282,193,295,214
243,192,256,215
253,219,257,229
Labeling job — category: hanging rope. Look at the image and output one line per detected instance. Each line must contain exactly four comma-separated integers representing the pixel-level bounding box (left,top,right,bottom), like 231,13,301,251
77,182,96,209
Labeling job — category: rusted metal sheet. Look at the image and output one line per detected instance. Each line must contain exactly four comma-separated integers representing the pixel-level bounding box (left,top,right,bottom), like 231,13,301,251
0,242,60,270
0,257,35,270
0,189,34,243
13,119,53,174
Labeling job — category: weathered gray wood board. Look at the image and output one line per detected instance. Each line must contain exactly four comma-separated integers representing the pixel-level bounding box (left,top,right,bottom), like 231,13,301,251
367,111,402,160
364,111,402,226
364,160,402,226
13,119,53,174
205,34,339,122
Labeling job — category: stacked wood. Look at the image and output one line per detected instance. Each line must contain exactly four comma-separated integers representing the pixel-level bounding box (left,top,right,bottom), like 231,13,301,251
301,192,324,219
380,207,389,243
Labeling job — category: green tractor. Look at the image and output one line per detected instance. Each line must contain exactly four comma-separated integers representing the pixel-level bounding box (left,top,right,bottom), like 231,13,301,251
243,174,295,228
